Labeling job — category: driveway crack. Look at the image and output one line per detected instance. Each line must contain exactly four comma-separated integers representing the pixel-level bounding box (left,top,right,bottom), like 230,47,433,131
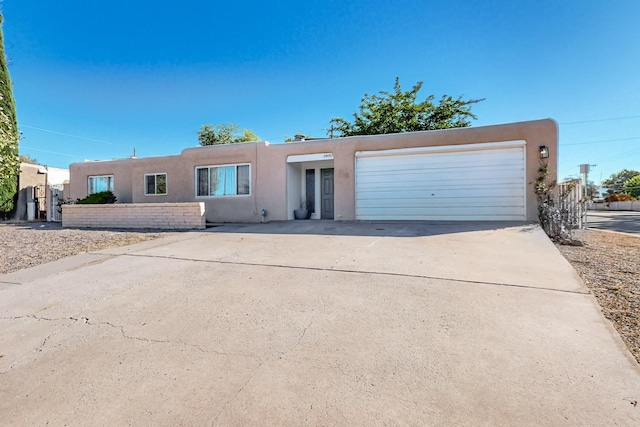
208,296,325,426
0,314,77,374
209,359,266,426
0,314,258,375
67,316,258,358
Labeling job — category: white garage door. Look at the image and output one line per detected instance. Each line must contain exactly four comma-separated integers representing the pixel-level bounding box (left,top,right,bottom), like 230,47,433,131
355,141,526,221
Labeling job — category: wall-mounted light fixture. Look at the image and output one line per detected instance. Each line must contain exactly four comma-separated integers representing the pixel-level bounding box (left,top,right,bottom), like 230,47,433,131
539,145,549,159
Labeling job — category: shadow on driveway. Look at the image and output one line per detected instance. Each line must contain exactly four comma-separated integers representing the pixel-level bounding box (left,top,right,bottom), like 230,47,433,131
206,220,538,238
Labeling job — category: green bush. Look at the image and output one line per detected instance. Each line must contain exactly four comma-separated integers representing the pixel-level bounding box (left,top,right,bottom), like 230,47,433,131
76,191,117,204
605,193,635,202
623,174,640,198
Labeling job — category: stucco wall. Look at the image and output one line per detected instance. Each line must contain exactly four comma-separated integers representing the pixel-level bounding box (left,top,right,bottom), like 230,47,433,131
69,119,558,223
62,203,206,229
15,163,69,221
262,119,558,221
16,163,47,220
182,143,260,223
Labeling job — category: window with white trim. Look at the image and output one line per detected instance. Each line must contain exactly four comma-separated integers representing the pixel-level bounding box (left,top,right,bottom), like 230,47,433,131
145,173,167,195
88,175,114,194
196,164,250,197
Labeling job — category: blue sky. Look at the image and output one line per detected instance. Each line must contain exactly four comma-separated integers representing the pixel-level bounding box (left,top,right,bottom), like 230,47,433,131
3,0,640,185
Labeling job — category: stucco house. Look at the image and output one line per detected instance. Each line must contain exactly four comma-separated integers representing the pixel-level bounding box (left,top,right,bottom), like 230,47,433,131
68,119,557,224
16,163,70,221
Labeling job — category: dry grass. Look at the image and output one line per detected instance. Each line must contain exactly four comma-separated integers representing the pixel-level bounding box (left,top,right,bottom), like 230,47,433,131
557,229,640,363
0,222,173,275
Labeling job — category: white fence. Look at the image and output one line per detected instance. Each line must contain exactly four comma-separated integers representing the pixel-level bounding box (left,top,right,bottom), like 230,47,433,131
48,186,64,222
558,179,585,229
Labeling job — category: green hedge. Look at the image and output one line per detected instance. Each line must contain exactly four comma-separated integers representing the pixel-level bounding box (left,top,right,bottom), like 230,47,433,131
76,191,117,204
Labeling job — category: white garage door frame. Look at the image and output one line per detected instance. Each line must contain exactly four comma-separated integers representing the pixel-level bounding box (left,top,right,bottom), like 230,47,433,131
355,140,527,221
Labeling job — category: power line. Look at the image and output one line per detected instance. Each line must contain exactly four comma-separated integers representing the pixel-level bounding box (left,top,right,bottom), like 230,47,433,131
598,145,640,160
562,136,640,146
559,114,640,125
20,145,87,159
20,124,130,148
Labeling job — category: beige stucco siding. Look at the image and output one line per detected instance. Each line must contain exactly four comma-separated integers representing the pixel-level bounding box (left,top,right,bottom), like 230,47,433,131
182,142,260,222
131,156,185,202
69,119,557,223
69,159,133,203
259,119,557,221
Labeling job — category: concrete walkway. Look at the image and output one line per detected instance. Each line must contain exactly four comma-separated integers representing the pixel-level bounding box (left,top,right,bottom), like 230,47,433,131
1,221,639,426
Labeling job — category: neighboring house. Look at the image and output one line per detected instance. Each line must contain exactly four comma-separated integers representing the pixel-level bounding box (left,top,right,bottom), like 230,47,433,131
16,163,70,221
68,119,558,223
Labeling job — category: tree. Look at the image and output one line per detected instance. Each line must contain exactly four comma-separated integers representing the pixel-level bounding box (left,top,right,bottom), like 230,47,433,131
0,13,20,215
18,153,37,164
328,77,484,137
601,169,640,195
198,123,260,146
586,181,600,199
623,174,640,198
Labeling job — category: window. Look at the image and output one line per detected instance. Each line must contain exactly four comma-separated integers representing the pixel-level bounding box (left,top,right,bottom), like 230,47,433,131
145,173,167,195
196,164,250,197
88,175,114,194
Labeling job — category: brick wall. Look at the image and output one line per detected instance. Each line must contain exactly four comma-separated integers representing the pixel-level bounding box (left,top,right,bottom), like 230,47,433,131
62,203,206,230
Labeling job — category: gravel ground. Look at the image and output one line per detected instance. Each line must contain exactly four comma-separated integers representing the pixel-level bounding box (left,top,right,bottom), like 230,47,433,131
0,222,174,275
557,229,640,364
1,222,638,364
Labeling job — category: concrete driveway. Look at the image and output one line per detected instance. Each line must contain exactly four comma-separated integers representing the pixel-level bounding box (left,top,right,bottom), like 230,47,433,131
1,221,639,426
587,210,640,234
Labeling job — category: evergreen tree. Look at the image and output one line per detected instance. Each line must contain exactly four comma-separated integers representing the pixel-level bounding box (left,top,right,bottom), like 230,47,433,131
0,13,19,215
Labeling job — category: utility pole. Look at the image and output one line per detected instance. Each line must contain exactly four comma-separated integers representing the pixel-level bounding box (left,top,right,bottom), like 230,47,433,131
579,164,590,196
579,164,596,229
579,163,597,198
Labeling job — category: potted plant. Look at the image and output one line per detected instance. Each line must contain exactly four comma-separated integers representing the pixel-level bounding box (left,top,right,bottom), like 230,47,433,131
294,198,310,220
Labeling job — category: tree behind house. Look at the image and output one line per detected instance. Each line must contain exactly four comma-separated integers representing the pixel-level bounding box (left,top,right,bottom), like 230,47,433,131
18,154,38,164
0,13,20,215
328,77,484,138
198,123,260,146
601,169,640,195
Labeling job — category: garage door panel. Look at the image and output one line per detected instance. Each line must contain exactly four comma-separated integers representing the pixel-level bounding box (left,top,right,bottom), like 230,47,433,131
358,166,523,182
359,150,523,170
357,161,524,178
356,205,526,214
357,197,525,209
358,160,524,175
357,213,523,221
357,174,525,189
357,184,525,193
358,177,522,194
355,145,526,221
357,208,526,221
357,194,524,206
360,146,522,162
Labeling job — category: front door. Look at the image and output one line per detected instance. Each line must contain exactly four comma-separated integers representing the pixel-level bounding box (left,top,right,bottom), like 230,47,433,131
321,168,334,219
305,169,315,214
